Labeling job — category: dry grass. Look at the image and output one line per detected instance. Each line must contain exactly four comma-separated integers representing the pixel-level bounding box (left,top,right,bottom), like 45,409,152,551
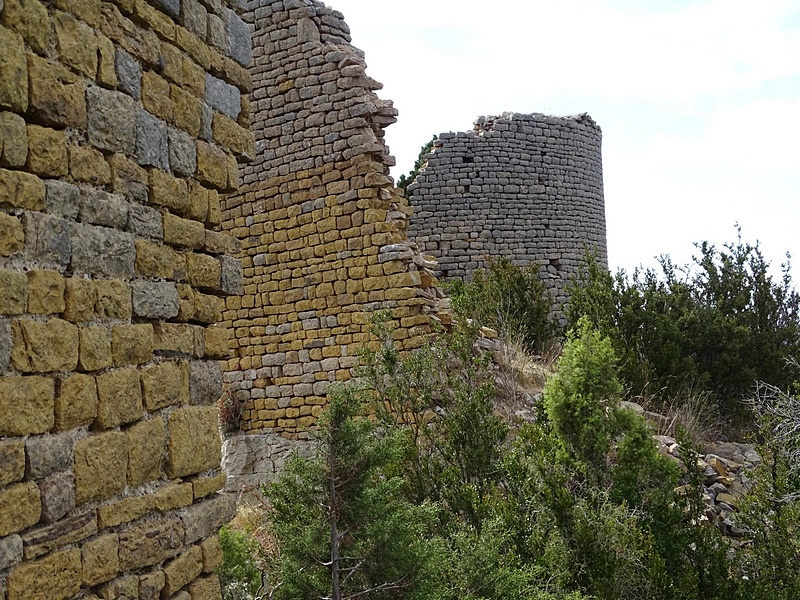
228,490,280,564
638,385,722,444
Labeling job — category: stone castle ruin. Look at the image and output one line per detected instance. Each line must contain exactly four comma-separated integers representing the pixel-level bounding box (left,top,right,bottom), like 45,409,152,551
408,112,608,309
0,0,607,597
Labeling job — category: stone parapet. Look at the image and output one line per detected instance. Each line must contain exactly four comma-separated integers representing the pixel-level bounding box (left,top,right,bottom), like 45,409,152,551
223,0,440,438
408,112,608,311
0,0,252,597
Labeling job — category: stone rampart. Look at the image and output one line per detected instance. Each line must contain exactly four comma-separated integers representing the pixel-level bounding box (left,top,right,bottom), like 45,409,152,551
221,0,439,439
0,0,252,597
408,112,607,309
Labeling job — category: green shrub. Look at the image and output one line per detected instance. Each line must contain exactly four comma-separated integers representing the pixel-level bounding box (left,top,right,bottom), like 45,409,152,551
218,526,263,600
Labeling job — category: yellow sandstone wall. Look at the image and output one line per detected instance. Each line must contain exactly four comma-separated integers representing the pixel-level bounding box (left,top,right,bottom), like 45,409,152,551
0,0,253,597
222,0,440,440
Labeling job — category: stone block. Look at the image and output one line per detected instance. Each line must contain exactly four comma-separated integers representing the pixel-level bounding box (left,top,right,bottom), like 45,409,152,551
0,375,54,435
148,168,189,213
154,323,195,355
199,535,223,572
95,367,143,429
95,279,132,319
187,252,221,290
0,25,27,112
54,10,98,78
139,570,166,600
0,268,26,314
109,152,148,203
187,180,209,223
1,0,49,53
196,141,231,190
0,317,9,373
26,125,68,177
167,405,221,478
189,360,222,405
191,472,226,499
129,203,164,239
6,548,81,600
169,127,197,177
68,145,111,184
193,292,223,324
55,373,97,430
11,318,79,373
69,223,135,278
0,111,27,168
162,545,203,597
45,179,80,219
211,113,253,158
82,534,119,587
181,493,236,544
25,431,73,479
115,47,142,99
26,269,65,314
118,518,183,571
96,34,117,87
0,168,45,210
152,482,193,512
225,8,251,67
22,212,71,267
79,189,129,228
127,417,165,487
141,360,188,411
141,70,172,122
63,278,97,323
0,482,41,536
172,84,202,137
136,107,169,169
27,54,87,130
204,326,229,359
0,534,23,572
20,512,96,560
77,327,111,371
188,574,222,599
219,255,243,295
87,85,137,154
111,323,153,366
97,495,153,528
51,0,101,27
177,283,196,322
164,213,206,249
207,14,227,53
180,0,206,38
98,574,139,600
38,471,75,523
200,102,213,141
131,280,180,319
0,212,24,256
74,431,128,503
0,440,25,486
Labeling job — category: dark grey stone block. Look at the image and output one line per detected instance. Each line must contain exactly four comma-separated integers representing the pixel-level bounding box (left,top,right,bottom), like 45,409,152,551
225,8,252,67
115,48,141,100
69,222,135,278
205,74,240,119
128,204,163,240
38,472,75,524
131,280,179,319
189,360,223,406
168,127,197,177
136,109,169,170
22,212,71,268
44,180,81,220
26,433,73,480
79,189,129,229
219,255,242,295
86,86,137,155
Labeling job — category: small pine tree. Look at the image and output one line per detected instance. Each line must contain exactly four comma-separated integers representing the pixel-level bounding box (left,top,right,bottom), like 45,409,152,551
397,136,437,198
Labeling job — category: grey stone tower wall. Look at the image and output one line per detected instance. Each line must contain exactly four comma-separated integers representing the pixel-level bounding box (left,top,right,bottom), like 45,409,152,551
408,112,607,308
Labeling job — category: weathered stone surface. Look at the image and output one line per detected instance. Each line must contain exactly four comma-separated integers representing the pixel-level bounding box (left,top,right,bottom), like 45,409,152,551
149,167,189,213
162,545,203,597
26,269,65,315
0,317,10,373
0,268,27,315
0,111,27,168
78,326,112,372
22,211,71,267
26,432,73,479
0,440,25,486
98,574,139,600
182,493,236,544
1,0,50,53
11,318,79,373
163,213,206,249
136,108,169,169
74,431,128,503
204,326,229,359
0,482,41,536
205,74,239,118
95,367,143,429
38,471,75,524
86,85,137,154
55,373,98,429
97,495,153,528
26,125,68,177
141,360,188,411
20,511,96,560
139,570,166,600
0,534,23,572
129,203,164,239
109,152,148,203
79,189,129,228
131,280,180,319
189,360,222,405
53,10,98,78
111,323,153,366
118,518,183,571
115,48,142,99
95,279,132,319
152,482,193,512
142,71,173,122
0,25,27,112
219,255,243,295
127,417,165,487
188,574,223,599
0,168,45,210
63,277,97,323
199,535,223,572
195,140,229,190
193,291,223,324
191,471,226,499
153,322,195,355
0,212,24,256
169,126,197,177
70,222,135,278
225,7,251,67
167,405,221,478
135,239,184,279
27,53,87,129
187,252,221,290
69,145,112,185
82,533,119,587
44,179,80,219
6,547,81,600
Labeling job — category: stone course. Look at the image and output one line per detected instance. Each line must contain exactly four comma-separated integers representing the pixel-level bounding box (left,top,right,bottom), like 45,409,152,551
0,0,252,596
408,112,608,310
222,0,441,438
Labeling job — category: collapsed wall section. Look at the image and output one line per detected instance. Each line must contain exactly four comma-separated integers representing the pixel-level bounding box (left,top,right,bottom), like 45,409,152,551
0,0,252,597
222,0,439,439
408,112,607,308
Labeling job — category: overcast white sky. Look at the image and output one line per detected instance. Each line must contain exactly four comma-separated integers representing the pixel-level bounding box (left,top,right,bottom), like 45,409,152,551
329,0,800,277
